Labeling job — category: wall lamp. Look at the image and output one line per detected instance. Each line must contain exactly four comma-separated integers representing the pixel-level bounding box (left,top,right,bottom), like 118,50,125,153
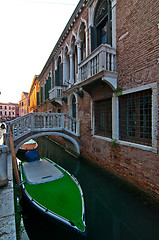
76,89,84,98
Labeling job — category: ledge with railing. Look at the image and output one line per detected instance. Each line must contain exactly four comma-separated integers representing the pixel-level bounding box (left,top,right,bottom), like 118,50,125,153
78,44,117,87
49,86,66,105
6,113,80,141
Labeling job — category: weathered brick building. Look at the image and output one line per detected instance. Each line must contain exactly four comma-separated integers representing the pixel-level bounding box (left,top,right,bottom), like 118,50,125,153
28,0,159,198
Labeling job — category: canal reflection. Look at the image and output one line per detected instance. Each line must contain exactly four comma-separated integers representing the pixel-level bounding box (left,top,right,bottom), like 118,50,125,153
21,137,159,240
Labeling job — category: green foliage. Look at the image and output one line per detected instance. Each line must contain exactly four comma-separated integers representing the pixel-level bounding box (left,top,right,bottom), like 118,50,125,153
110,138,117,149
114,88,123,96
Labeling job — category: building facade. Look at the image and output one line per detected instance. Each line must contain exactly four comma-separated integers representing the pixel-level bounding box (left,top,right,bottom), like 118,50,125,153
19,92,29,116
0,102,19,121
28,75,40,113
28,0,159,198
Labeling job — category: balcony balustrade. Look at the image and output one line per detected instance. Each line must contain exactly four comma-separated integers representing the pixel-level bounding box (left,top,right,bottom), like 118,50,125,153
6,112,80,141
50,44,117,98
49,86,66,105
78,44,117,89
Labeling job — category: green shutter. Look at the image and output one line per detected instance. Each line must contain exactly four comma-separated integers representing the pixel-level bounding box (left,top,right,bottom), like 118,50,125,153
47,77,51,99
37,92,39,106
45,83,47,100
44,80,49,100
46,79,49,99
55,69,59,86
48,77,51,91
41,87,43,104
59,63,63,86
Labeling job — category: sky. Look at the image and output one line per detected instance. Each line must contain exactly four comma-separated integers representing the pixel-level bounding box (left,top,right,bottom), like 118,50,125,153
0,0,80,103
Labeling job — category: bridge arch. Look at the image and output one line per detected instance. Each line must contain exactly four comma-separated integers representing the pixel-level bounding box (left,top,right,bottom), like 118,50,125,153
15,132,80,155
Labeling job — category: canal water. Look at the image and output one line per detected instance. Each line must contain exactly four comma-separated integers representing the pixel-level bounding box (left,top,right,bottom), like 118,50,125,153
20,137,159,240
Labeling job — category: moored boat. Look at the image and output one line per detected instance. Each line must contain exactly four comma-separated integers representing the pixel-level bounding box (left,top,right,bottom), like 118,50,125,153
19,139,38,152
19,157,86,235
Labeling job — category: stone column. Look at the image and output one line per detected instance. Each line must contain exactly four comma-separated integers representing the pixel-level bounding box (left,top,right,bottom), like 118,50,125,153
0,145,8,187
85,28,88,58
69,52,74,85
112,94,119,140
77,41,82,64
76,41,82,83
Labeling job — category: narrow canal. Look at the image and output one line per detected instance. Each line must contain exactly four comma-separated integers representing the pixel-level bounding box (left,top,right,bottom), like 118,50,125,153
20,137,159,240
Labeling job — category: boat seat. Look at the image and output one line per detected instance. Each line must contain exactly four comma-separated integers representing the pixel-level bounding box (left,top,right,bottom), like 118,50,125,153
22,159,64,185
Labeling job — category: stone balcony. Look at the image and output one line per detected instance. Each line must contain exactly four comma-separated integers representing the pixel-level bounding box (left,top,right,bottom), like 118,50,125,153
49,86,66,106
77,44,117,90
50,44,117,97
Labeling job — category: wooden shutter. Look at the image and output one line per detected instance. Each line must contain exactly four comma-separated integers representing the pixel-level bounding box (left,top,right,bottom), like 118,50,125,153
55,69,59,86
44,82,47,100
91,26,97,52
59,63,63,86
48,77,51,91
41,87,43,104
37,92,39,106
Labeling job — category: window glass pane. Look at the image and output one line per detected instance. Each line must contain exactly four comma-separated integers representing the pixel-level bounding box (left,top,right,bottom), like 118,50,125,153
100,103,106,132
101,24,107,44
125,99,136,137
93,0,112,48
94,0,108,26
140,95,152,139
94,98,112,138
119,90,152,146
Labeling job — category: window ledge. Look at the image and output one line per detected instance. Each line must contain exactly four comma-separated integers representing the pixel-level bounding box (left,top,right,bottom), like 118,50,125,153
93,135,112,142
93,135,157,153
118,140,157,153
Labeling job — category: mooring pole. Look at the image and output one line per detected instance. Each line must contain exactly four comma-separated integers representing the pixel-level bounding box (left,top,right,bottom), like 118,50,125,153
9,130,21,194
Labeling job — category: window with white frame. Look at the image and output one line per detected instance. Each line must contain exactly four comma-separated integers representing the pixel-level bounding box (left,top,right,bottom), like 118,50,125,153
119,89,152,146
55,56,63,86
94,98,112,138
91,0,112,52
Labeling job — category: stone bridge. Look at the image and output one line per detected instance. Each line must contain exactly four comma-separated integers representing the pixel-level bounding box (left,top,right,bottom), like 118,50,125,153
5,113,80,155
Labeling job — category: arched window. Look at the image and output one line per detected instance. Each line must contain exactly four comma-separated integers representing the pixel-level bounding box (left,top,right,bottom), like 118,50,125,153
55,56,63,86
79,22,86,61
91,0,112,52
74,45,78,82
70,35,78,84
63,46,70,85
72,95,76,119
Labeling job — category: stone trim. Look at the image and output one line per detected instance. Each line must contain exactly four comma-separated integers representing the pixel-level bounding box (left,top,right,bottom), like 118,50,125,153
92,83,158,153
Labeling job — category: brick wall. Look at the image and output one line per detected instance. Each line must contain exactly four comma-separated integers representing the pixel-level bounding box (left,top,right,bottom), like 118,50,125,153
74,0,159,199
116,0,159,90
35,0,159,199
77,0,159,198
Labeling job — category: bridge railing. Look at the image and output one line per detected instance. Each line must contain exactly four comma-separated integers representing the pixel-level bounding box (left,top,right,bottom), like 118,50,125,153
6,113,80,141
